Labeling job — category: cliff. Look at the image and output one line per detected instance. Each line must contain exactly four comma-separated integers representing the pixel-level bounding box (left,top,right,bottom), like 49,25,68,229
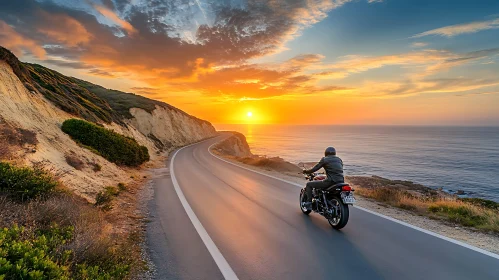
212,132,252,157
212,132,302,174
0,46,216,200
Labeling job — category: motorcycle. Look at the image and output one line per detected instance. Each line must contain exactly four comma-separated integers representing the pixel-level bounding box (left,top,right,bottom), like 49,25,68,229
299,172,355,229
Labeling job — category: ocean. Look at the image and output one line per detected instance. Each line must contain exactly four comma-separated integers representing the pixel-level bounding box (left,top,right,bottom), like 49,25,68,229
214,124,499,202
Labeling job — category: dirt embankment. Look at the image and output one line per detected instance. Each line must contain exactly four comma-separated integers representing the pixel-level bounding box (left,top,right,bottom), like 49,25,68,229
0,57,216,201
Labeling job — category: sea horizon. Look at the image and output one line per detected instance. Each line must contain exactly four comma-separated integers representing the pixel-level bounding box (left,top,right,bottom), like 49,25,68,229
215,123,499,128
215,124,499,202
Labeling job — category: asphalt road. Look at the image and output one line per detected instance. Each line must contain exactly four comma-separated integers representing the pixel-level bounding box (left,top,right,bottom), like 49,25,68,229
147,134,499,280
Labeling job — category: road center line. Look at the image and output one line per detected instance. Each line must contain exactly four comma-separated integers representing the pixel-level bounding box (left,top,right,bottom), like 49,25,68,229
170,142,239,280
208,140,499,261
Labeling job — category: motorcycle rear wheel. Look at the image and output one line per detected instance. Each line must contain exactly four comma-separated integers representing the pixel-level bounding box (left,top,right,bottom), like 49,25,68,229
327,197,349,230
299,189,311,215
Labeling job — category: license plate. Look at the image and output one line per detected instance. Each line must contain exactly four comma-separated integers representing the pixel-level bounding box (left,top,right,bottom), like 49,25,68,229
342,193,356,204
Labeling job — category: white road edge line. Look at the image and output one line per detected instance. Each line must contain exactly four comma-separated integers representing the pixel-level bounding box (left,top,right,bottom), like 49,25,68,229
170,143,240,280
208,141,499,261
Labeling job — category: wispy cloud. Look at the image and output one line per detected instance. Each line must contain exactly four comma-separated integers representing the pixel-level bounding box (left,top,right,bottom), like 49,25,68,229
456,91,499,97
88,68,116,78
411,42,428,48
412,18,499,38
356,78,499,99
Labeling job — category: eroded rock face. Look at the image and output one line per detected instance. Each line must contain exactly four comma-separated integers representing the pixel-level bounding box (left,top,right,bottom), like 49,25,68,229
214,132,252,158
0,61,133,201
128,106,216,149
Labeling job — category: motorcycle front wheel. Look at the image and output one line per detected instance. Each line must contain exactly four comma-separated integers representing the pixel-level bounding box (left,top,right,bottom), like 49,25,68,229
327,197,349,230
299,189,311,215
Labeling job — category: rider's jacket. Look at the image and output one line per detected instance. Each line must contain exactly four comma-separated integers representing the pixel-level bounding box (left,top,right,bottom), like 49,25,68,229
305,155,344,184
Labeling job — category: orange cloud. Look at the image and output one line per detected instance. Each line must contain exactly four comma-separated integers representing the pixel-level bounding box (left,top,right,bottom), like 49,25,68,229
37,12,92,46
0,20,45,58
93,5,137,35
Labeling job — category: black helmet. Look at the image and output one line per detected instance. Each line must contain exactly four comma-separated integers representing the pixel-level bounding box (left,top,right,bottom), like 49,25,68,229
325,146,336,156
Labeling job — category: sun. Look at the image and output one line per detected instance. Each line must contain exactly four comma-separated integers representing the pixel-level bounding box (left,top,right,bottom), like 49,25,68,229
247,112,253,117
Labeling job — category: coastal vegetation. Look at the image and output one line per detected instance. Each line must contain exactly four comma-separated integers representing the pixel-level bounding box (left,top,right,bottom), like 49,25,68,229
0,162,57,201
61,119,149,167
353,183,499,234
0,163,139,279
95,184,127,211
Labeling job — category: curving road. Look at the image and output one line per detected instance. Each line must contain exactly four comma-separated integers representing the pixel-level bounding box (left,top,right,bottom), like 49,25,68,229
146,134,499,280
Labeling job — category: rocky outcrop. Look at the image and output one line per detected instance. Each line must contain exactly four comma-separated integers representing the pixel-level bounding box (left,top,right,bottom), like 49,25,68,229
213,132,302,174
213,132,252,157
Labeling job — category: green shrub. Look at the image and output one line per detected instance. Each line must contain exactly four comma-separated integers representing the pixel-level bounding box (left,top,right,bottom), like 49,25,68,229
0,225,72,279
459,198,499,211
428,204,488,228
0,162,57,201
95,186,120,211
104,186,119,196
117,183,127,192
92,163,102,172
0,224,130,279
61,119,149,166
95,190,113,208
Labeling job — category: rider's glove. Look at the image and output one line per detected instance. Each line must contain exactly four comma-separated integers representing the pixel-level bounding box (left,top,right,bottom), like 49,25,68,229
302,169,308,174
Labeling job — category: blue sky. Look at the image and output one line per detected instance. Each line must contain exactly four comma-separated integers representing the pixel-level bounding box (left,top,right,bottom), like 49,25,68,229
265,0,499,60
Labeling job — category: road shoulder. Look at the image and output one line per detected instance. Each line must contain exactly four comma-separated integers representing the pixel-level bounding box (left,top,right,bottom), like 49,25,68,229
145,162,224,280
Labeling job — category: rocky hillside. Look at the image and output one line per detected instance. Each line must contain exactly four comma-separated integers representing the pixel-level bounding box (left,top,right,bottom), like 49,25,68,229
0,46,216,200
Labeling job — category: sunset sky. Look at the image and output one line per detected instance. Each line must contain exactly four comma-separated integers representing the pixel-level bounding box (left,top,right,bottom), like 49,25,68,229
1,0,498,125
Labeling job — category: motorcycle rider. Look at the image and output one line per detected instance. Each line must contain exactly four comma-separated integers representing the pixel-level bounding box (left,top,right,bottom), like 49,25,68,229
302,147,344,210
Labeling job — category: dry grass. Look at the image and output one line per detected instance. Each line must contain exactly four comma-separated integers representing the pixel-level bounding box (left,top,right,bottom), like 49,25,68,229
0,144,9,159
0,190,143,278
354,186,499,234
0,161,146,278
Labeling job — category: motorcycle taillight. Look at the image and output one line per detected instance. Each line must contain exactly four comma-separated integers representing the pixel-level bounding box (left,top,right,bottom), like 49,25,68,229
342,185,352,192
